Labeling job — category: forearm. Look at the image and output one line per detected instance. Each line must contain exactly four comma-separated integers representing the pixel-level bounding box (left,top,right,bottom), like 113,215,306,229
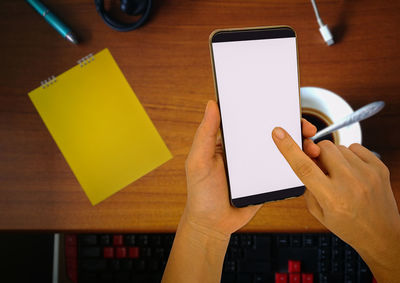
162,215,230,283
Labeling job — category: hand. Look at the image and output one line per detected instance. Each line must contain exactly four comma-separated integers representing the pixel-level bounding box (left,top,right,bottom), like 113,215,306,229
272,127,400,282
182,100,319,238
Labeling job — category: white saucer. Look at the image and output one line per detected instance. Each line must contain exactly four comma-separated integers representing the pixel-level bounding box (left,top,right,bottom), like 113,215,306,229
300,87,362,146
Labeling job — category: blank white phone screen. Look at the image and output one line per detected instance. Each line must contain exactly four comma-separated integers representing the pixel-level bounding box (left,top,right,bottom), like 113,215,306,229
212,37,303,199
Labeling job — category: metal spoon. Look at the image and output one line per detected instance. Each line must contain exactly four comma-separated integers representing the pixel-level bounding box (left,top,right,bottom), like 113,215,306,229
310,101,385,142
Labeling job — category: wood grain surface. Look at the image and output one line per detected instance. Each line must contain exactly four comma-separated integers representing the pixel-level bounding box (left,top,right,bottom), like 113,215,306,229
0,0,399,232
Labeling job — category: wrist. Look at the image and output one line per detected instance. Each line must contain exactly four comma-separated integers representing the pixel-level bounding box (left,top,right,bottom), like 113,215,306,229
178,213,231,254
355,220,400,279
179,213,232,241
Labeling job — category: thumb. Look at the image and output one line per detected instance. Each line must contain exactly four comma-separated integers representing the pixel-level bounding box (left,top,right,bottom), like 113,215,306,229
272,127,328,202
190,100,221,160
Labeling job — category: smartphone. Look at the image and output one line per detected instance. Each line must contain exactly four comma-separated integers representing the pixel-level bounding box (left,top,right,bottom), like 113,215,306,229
209,26,305,207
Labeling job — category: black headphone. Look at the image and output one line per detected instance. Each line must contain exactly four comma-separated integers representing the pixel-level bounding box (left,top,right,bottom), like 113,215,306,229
95,0,152,32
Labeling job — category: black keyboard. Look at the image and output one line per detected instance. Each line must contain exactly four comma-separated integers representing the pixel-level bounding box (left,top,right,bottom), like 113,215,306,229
65,233,374,283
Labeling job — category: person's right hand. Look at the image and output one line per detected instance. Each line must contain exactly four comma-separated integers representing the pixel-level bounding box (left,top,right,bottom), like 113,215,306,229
272,127,400,283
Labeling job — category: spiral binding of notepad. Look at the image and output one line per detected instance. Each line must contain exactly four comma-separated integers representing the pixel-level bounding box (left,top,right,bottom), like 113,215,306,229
39,53,96,89
77,53,95,67
41,75,57,89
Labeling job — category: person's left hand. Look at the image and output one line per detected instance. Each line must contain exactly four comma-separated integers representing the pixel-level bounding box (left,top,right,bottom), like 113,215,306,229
182,100,319,238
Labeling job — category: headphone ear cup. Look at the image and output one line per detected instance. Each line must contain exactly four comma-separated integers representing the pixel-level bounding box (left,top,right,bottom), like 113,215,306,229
120,0,147,15
95,0,152,32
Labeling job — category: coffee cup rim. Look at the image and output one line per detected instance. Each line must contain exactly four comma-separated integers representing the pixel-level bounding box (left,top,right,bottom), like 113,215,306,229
300,87,362,146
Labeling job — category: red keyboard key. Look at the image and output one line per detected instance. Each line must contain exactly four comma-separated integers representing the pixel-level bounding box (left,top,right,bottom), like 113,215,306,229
289,273,300,283
128,247,140,258
113,235,124,246
65,234,77,247
288,260,301,273
103,247,114,258
275,273,288,283
116,246,127,258
67,265,77,283
65,246,77,258
302,273,314,283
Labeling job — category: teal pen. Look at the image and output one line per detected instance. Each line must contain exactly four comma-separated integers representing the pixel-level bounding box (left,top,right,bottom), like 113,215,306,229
26,0,78,44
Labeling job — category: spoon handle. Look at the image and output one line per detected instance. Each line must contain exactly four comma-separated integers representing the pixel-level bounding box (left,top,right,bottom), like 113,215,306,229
310,101,385,142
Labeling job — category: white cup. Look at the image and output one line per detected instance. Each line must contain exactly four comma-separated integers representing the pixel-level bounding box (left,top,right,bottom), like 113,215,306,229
300,87,362,147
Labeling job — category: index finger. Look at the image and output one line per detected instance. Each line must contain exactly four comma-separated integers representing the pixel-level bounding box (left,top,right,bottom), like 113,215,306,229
272,127,330,203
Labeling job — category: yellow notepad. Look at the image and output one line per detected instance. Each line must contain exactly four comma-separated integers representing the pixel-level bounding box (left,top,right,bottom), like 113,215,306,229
28,48,172,205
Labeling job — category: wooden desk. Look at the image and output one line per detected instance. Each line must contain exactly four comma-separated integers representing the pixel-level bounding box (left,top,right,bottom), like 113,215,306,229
0,0,399,232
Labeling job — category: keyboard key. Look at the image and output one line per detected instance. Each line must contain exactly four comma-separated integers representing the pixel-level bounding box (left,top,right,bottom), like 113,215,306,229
275,272,288,283
103,247,114,259
67,263,78,283
80,259,107,271
221,272,235,283
254,273,268,283
110,259,121,271
99,234,111,246
163,235,174,247
80,271,97,283
288,260,301,273
301,273,314,283
124,235,136,246
121,259,133,271
80,235,97,246
237,260,271,273
237,272,253,282
303,235,316,247
240,235,253,247
230,234,240,246
289,273,300,283
66,245,77,258
254,235,271,251
290,235,302,247
81,247,101,258
223,260,236,272
134,259,146,271
319,234,330,247
141,247,152,257
243,248,268,261
128,247,140,258
277,235,289,247
113,235,124,246
138,235,149,246
116,246,127,258
150,235,162,246
319,273,328,283
115,271,131,283
357,260,372,283
318,247,331,261
332,235,344,248
148,259,159,271
228,246,241,259
99,271,112,283
344,272,356,283
65,234,77,246
318,260,329,273
331,259,343,273
332,247,344,260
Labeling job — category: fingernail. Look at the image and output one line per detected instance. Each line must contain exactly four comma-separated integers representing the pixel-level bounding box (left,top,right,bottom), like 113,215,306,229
203,101,211,120
205,101,211,114
273,127,285,140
